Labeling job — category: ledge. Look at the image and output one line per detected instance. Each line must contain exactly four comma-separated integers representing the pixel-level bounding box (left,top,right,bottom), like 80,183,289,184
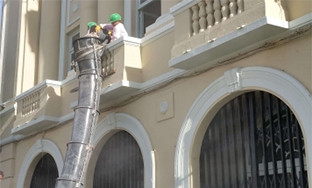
100,80,141,102
99,69,186,106
11,116,59,135
168,17,289,70
170,0,199,16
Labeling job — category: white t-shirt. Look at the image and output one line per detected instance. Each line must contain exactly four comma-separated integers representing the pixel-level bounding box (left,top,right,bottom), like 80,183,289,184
112,23,128,41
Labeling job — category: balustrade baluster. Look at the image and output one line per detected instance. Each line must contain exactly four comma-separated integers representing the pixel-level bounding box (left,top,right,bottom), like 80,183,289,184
229,0,237,17
32,95,35,112
31,95,34,112
213,0,222,24
22,99,26,116
34,92,37,111
109,52,114,74
237,0,244,13
102,51,114,77
105,56,109,75
205,0,214,28
27,98,30,115
192,5,200,35
104,53,108,74
36,92,40,109
221,0,230,21
198,1,207,32
103,53,107,75
107,52,112,74
105,55,108,73
188,0,244,38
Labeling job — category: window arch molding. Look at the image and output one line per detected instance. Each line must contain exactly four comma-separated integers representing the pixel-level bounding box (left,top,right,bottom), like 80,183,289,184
174,66,312,188
16,139,63,188
85,112,155,188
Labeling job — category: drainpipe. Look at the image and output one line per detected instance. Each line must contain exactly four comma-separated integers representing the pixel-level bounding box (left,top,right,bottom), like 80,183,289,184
55,37,105,188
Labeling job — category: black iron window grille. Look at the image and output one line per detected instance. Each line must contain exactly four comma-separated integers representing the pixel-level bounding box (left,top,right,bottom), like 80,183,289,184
200,91,308,188
93,131,144,188
30,154,59,188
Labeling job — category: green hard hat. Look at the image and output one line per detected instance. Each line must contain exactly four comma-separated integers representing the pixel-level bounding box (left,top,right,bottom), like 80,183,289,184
109,13,121,23
88,22,97,28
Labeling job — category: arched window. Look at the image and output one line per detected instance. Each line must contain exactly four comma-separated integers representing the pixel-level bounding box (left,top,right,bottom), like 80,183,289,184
93,131,144,188
200,91,308,188
30,154,58,188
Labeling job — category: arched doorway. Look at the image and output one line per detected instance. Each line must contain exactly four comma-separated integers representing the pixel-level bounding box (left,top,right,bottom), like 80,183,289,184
30,154,59,188
200,91,308,187
93,131,144,188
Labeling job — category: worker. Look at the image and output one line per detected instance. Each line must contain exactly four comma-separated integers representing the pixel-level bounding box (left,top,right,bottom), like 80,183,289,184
85,22,99,37
101,13,128,42
85,22,111,44
99,27,112,43
85,25,99,37
87,22,97,33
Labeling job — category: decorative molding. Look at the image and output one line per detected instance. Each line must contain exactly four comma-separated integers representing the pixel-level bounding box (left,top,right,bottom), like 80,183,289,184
66,0,80,27
224,67,242,93
89,113,155,188
16,139,63,188
156,92,174,121
72,3,79,12
159,101,169,114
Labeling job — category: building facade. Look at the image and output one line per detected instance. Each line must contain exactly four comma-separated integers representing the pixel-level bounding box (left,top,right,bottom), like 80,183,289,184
0,0,311,187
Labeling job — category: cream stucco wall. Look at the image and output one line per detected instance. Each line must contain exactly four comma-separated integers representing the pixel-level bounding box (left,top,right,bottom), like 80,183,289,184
285,0,312,20
90,29,311,187
38,0,61,83
141,32,176,81
0,0,311,187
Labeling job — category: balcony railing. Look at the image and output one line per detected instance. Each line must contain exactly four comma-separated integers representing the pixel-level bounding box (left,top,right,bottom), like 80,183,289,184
169,0,289,69
21,90,41,117
99,37,142,104
13,81,62,135
101,48,115,77
191,0,244,35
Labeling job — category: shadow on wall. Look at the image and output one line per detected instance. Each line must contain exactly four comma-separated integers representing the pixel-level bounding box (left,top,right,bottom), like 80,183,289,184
33,86,62,119
26,0,61,82
44,86,62,117
26,9,40,84
0,110,16,139
277,0,289,20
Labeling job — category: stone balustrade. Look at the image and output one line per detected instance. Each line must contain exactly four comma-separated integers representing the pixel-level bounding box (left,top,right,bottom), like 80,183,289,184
170,0,288,65
191,0,244,35
21,90,41,117
13,81,61,134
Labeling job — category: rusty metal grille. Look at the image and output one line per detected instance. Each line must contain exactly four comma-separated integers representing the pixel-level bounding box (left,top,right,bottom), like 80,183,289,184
93,131,144,188
30,154,59,188
200,91,308,188
101,50,115,77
